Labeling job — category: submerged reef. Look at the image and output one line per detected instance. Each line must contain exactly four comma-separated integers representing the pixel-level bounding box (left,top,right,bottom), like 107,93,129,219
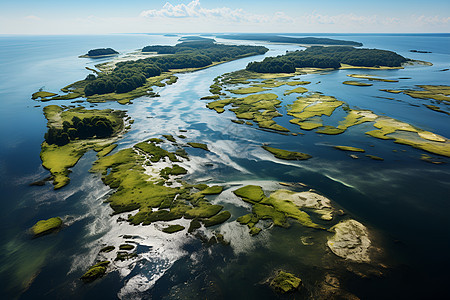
327,220,371,262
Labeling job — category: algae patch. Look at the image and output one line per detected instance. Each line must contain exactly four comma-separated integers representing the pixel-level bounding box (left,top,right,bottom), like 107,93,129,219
270,271,302,294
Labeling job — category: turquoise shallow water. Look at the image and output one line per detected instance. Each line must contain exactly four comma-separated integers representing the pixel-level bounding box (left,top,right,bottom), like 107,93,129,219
0,34,449,299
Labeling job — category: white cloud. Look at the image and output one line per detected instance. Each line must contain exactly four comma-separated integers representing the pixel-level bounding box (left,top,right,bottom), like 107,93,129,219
24,15,41,21
140,0,272,23
414,15,450,26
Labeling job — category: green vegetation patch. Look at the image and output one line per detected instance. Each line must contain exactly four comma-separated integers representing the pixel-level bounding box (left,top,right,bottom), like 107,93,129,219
201,95,220,100
135,141,179,162
424,104,450,115
288,93,344,131
230,86,268,94
40,105,126,189
334,146,366,152
234,185,323,236
187,142,209,151
202,211,232,227
208,93,288,132
262,146,311,160
403,85,450,103
162,134,176,143
99,246,115,253
162,225,185,233
80,261,110,282
96,144,117,157
316,126,346,135
90,141,231,228
366,154,384,161
32,91,58,100
200,185,224,195
119,244,134,250
233,185,266,204
343,81,373,86
347,74,398,82
31,217,62,237
284,87,308,95
270,271,302,294
365,117,450,157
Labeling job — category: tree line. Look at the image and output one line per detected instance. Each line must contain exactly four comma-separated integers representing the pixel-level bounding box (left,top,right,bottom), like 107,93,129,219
45,116,117,146
246,46,408,73
84,41,268,96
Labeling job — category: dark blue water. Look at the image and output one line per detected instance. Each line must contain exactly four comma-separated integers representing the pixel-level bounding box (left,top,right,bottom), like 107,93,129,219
0,34,449,299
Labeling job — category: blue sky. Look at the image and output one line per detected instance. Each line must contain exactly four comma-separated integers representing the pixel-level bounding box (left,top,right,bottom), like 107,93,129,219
1,0,449,34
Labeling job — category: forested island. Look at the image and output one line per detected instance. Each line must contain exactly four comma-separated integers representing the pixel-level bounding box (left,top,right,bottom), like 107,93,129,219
84,41,267,96
246,46,408,73
80,48,119,58
216,34,363,47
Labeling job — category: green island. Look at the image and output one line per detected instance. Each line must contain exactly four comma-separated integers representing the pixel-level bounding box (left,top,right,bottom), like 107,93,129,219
79,48,119,58
215,34,363,47
162,224,185,233
31,217,62,237
347,74,398,82
246,46,409,73
186,142,209,151
270,271,302,294
33,40,268,104
40,105,127,189
342,81,373,86
262,146,311,160
234,185,326,236
90,138,230,228
334,146,366,152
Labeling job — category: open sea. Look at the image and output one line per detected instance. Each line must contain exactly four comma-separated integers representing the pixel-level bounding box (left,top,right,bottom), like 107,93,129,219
0,33,449,299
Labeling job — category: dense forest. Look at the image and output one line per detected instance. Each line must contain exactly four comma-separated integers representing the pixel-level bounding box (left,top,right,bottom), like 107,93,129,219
86,48,119,57
216,34,363,47
246,46,408,73
45,116,120,146
84,41,268,96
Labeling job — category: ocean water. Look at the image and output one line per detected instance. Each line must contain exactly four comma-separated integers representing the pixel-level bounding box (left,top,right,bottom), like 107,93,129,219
0,33,449,299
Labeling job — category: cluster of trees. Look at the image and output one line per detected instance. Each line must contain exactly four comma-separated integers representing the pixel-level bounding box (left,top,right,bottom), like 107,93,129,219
84,41,268,96
247,46,408,73
87,48,118,57
216,34,363,47
45,116,116,146
84,71,150,96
